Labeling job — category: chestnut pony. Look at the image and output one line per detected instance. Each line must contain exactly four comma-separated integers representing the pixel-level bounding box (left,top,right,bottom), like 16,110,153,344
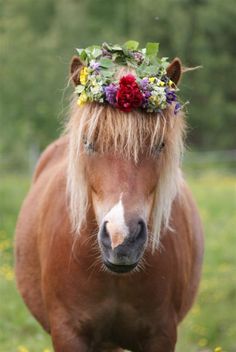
15,57,204,352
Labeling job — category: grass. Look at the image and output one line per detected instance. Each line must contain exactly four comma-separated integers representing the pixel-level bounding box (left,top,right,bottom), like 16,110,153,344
0,175,52,352
0,171,235,352
176,171,236,352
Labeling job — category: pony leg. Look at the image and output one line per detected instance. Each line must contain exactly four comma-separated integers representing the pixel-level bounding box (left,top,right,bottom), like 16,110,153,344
143,337,176,352
143,342,175,352
51,329,89,352
50,316,89,352
143,327,177,352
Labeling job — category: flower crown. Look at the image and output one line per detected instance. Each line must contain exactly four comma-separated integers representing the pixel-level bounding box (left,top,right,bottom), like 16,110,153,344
73,41,181,114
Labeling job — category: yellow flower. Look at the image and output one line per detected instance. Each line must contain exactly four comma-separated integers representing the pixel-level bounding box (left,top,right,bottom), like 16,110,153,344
80,66,89,85
158,81,165,87
168,79,174,87
149,77,156,83
0,264,14,281
214,347,223,352
77,92,88,106
17,346,29,352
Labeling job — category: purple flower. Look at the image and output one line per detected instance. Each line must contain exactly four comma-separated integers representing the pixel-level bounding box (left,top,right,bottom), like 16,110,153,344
140,78,151,108
142,90,151,108
90,61,100,72
104,83,118,105
139,79,151,106
140,78,149,89
102,48,112,58
174,102,182,115
133,51,144,64
165,88,177,104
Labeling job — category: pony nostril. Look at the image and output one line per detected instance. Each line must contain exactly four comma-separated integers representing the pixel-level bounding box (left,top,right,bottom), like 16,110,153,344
135,220,147,241
100,221,111,249
135,220,147,244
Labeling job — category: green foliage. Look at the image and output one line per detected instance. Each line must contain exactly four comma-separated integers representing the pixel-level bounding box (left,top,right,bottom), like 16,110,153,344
0,171,236,351
0,0,236,165
146,42,159,58
123,40,139,51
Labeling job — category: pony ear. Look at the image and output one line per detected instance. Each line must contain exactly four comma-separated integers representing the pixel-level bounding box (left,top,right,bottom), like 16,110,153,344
70,56,84,85
166,58,182,85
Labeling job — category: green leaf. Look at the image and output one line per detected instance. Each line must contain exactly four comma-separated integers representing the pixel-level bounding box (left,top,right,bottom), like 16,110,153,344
122,47,134,58
123,40,139,51
114,56,127,65
160,57,170,68
75,85,85,93
99,58,114,68
86,45,99,52
111,45,123,51
100,69,114,78
147,65,159,75
76,49,87,62
146,42,159,57
102,42,112,51
92,48,102,58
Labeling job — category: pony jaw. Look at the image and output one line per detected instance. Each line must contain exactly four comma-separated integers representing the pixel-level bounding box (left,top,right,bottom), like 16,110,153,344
66,100,185,250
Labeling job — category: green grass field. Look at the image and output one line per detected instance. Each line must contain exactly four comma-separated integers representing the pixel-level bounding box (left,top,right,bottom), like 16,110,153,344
0,171,235,352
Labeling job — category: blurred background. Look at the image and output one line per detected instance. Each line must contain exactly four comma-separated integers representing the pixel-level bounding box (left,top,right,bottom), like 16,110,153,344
0,0,235,351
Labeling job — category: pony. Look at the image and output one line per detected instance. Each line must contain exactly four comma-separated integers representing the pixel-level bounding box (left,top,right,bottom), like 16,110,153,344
15,56,204,352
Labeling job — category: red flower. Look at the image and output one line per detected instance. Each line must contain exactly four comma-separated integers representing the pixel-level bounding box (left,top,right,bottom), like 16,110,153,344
116,74,144,112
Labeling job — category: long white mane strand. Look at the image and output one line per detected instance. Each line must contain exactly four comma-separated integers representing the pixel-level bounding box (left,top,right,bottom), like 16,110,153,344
66,99,185,249
151,109,185,250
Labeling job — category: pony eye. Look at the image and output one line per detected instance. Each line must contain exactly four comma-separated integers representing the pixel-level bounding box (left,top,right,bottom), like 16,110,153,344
83,136,95,154
153,142,165,155
160,142,165,150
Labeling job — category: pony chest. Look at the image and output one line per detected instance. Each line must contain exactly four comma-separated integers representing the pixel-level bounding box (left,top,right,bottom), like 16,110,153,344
78,292,153,344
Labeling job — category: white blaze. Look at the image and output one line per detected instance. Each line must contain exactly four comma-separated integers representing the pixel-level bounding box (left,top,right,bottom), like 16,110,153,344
104,197,129,249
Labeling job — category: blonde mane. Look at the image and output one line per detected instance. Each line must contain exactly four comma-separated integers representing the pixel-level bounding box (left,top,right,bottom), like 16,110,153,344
66,97,185,249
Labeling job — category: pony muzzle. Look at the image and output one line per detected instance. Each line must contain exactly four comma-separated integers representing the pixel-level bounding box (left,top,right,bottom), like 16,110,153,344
99,219,147,273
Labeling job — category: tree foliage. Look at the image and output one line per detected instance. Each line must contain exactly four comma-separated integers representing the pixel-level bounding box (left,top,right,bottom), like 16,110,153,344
0,0,235,165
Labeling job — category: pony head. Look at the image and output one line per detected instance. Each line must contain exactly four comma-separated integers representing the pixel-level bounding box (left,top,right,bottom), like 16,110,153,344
66,43,185,273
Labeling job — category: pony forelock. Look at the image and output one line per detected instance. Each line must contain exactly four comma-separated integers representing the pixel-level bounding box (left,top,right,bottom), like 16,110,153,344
66,97,186,250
